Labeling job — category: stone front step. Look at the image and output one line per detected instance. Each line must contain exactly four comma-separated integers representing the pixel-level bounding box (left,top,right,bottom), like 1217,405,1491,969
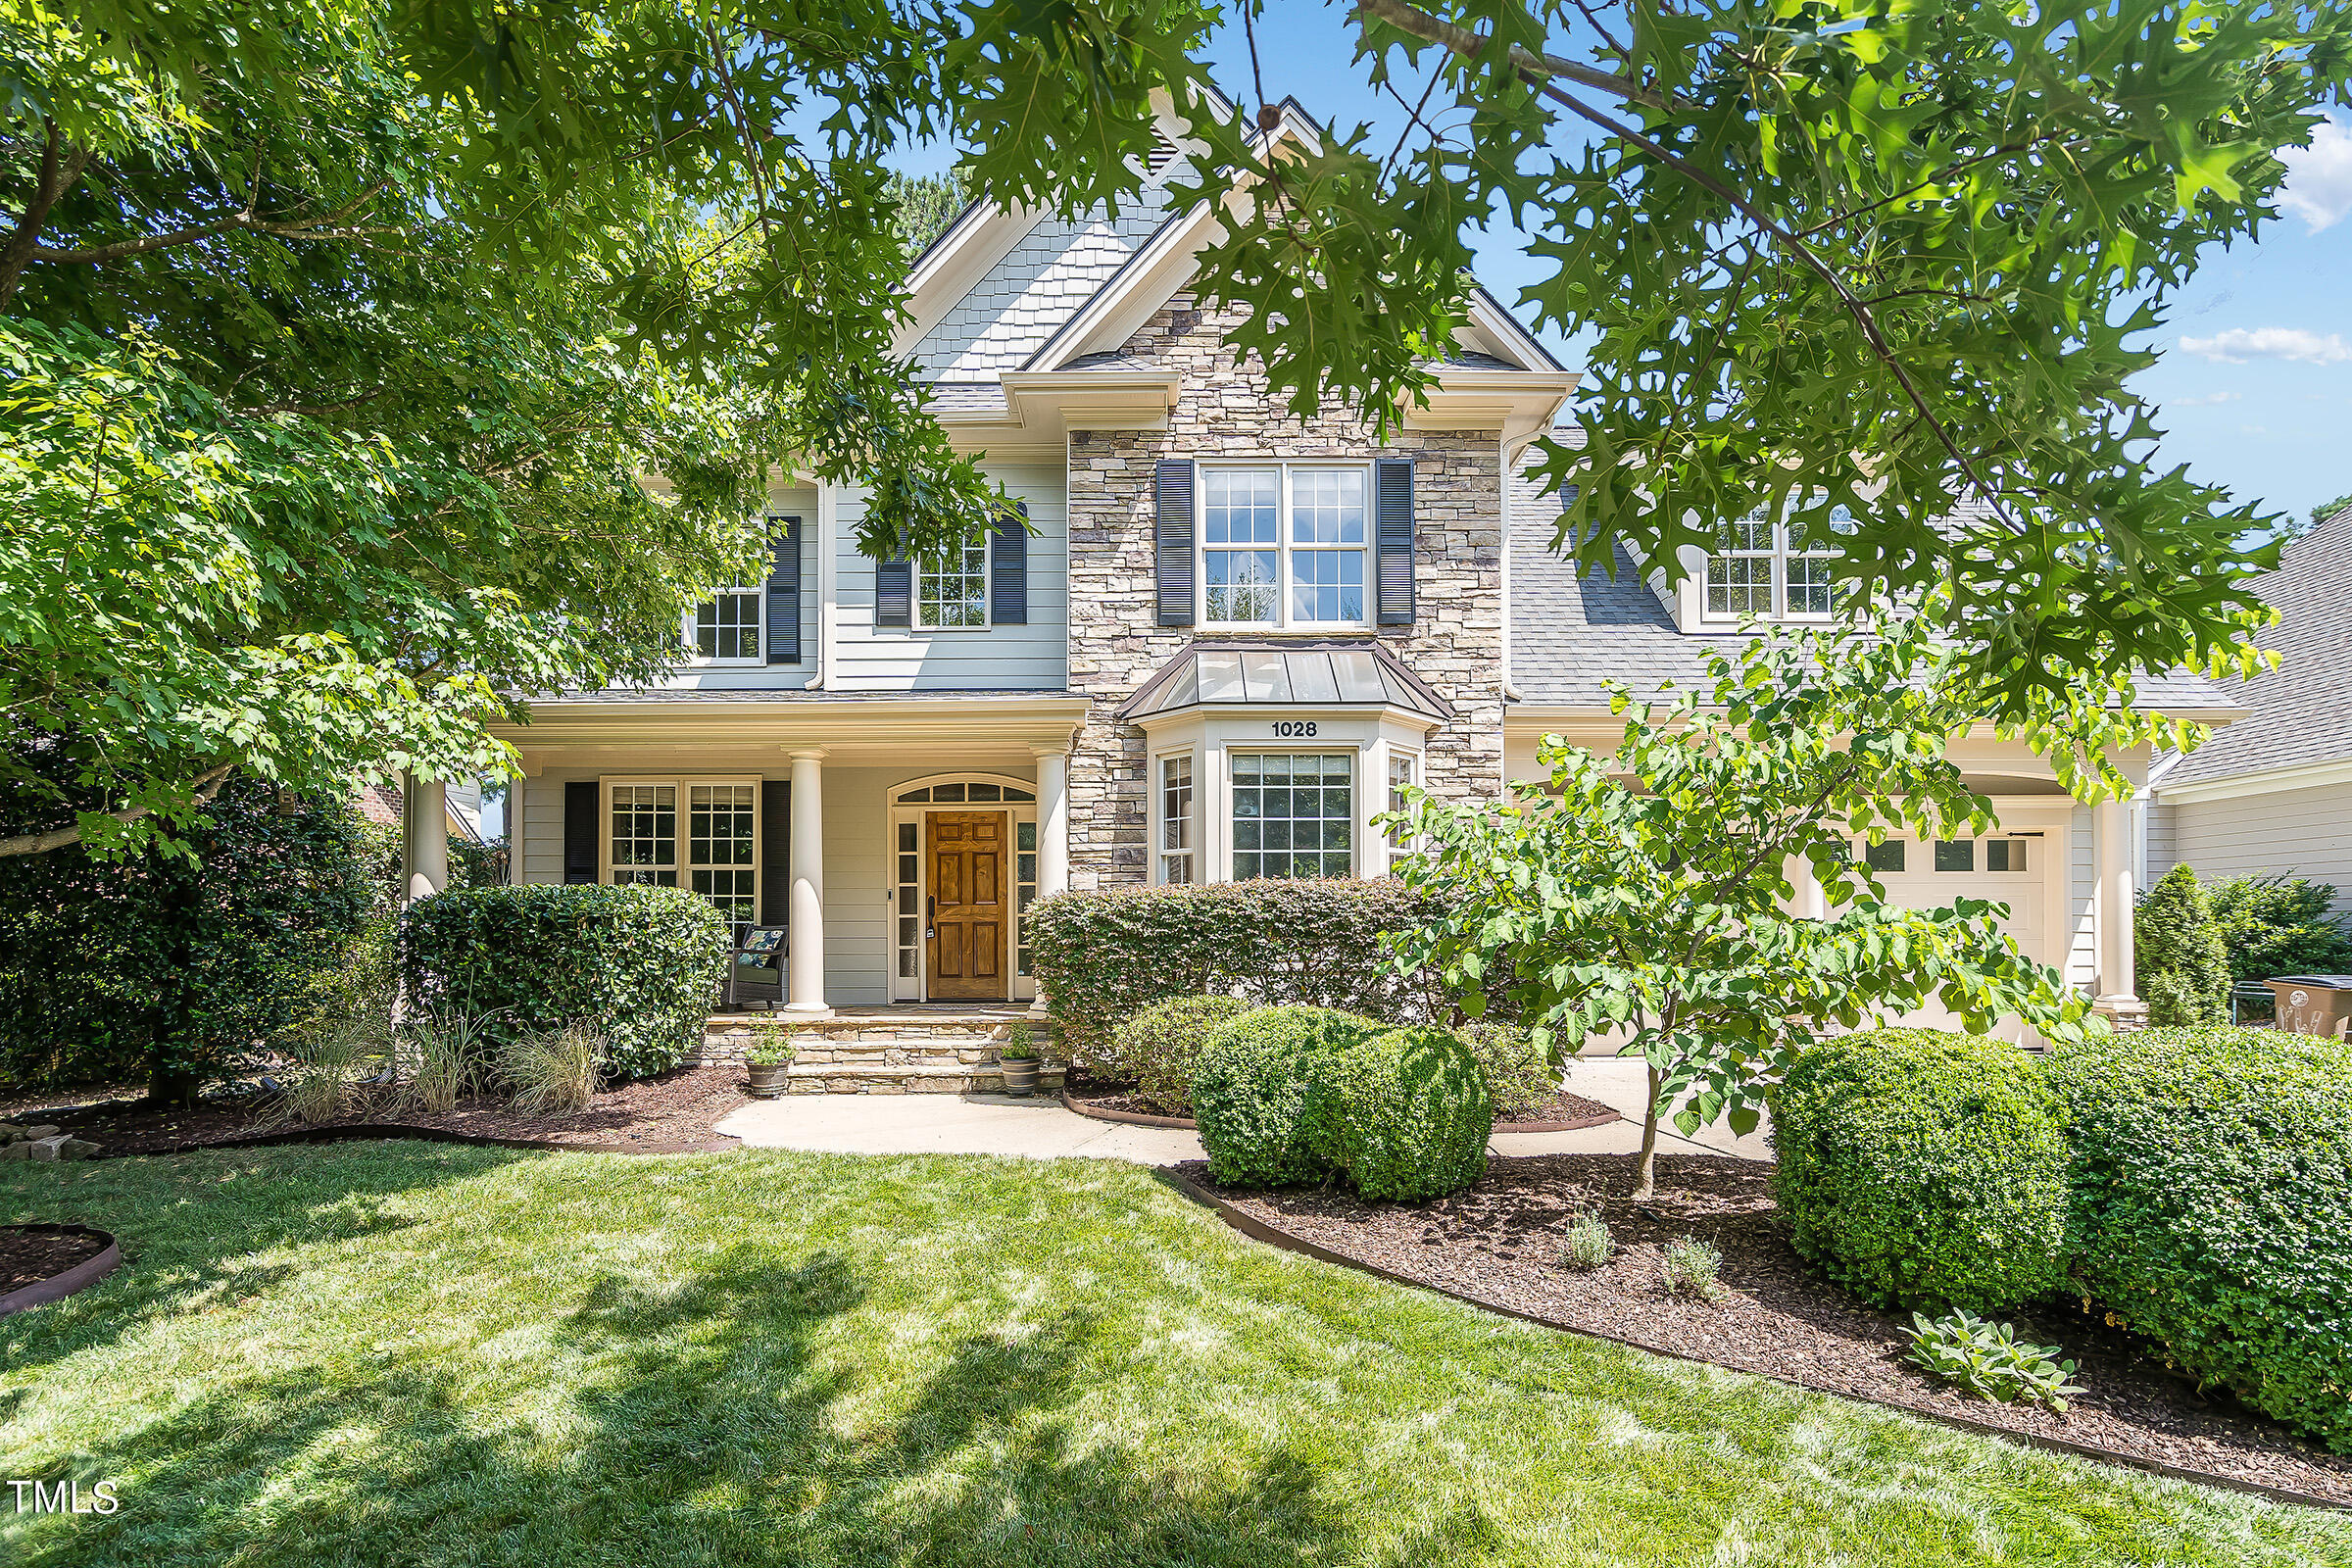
782,1062,1067,1096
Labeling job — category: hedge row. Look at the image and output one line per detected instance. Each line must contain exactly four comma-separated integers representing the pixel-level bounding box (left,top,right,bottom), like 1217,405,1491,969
1773,1024,2352,1454
1026,880,1462,1070
401,883,730,1080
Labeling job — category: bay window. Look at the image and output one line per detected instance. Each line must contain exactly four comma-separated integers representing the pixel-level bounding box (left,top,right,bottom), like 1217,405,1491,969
1158,755,1195,884
1200,465,1369,628
1232,753,1353,879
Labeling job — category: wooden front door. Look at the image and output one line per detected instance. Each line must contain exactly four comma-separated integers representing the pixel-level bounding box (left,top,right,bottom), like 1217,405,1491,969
926,811,1008,1000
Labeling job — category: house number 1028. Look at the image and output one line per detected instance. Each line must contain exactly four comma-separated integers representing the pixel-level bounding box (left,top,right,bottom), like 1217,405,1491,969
1271,721,1318,738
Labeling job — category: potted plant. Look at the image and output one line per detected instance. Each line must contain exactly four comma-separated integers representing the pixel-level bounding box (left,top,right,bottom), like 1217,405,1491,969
998,1025,1041,1097
744,1033,796,1099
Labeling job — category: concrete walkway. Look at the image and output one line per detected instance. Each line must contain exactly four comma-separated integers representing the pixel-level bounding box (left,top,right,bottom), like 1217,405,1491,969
715,1056,1773,1167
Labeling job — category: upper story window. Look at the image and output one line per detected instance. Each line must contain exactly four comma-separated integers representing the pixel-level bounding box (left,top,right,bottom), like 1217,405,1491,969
1702,508,1853,623
690,589,762,662
1200,465,1369,629
918,539,989,629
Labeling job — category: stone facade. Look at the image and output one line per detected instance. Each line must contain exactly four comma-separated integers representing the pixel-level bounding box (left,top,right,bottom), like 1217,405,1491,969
1063,294,1508,888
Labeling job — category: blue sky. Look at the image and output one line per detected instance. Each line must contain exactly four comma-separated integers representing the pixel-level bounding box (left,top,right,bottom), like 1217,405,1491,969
904,7,2352,526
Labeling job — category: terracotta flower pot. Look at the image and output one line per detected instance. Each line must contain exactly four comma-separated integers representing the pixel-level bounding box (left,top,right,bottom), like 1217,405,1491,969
746,1061,791,1098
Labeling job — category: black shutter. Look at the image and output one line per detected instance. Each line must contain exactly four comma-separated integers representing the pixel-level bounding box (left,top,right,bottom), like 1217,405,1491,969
760,779,790,925
874,556,911,627
1376,456,1415,626
563,781,598,884
991,502,1029,625
1154,459,1195,626
764,514,801,664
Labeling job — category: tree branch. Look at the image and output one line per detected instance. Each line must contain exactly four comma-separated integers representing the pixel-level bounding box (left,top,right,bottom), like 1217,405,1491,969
0,762,238,859
1349,0,1670,111
27,180,399,268
0,120,95,306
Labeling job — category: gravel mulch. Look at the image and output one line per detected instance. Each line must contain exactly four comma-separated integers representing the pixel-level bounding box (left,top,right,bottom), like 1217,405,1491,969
1181,1151,2352,1507
0,1226,110,1294
8,1065,757,1155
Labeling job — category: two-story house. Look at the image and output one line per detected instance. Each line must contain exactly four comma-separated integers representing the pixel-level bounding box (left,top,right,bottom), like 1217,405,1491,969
487,97,2234,1040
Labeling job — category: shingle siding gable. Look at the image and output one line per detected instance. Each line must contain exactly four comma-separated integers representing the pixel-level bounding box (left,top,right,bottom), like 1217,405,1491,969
909,194,1173,379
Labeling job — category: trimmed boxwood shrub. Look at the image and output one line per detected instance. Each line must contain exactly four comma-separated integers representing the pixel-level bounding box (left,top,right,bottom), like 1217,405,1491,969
1771,1029,2068,1312
1192,1005,1382,1187
1306,1026,1494,1200
1115,994,1253,1115
402,884,729,1081
1026,881,1461,1068
2047,1025,2352,1454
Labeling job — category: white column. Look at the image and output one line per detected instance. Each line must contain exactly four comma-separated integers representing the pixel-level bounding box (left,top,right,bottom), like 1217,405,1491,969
402,771,448,903
2093,794,2145,1025
784,750,829,1015
1034,746,1070,897
1789,854,1827,920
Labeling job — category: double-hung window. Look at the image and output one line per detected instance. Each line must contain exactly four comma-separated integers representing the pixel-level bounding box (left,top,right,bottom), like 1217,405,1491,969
609,780,758,943
1232,753,1353,879
1158,755,1195,884
1703,507,1853,623
917,539,989,629
689,589,762,662
1385,751,1420,852
1200,465,1369,629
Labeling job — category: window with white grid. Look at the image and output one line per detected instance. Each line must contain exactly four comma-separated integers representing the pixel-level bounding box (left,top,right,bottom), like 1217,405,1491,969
1386,751,1419,851
610,785,677,886
917,539,989,628
1158,755,1195,885
1200,465,1369,628
689,784,758,940
689,590,761,661
1704,507,1853,622
1232,754,1353,879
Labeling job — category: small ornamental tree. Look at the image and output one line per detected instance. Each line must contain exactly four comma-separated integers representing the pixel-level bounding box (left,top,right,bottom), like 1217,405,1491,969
2136,864,2232,1026
1385,620,2091,1199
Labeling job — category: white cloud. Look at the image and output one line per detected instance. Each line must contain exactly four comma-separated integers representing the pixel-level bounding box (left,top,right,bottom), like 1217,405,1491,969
2168,390,2241,407
2180,326,2352,365
2280,114,2352,233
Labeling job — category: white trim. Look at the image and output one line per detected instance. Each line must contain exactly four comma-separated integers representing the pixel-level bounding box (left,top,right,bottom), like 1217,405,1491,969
2153,753,2352,806
882,771,1042,1003
682,587,765,664
1195,461,1375,632
912,535,994,632
595,774,763,935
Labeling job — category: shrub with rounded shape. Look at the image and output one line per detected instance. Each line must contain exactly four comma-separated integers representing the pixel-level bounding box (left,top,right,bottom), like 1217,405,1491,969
401,884,729,1081
1192,1005,1382,1187
1771,1029,2068,1312
2048,1025,2352,1454
1457,1019,1555,1118
1306,1026,1494,1200
1115,994,1253,1115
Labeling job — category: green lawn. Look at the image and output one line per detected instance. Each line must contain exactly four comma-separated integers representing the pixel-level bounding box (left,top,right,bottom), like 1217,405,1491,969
0,1145,2342,1567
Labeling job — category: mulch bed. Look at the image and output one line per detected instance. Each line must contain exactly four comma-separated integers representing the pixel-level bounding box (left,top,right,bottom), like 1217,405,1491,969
10,1065,757,1156
1178,1151,2352,1507
1061,1075,1617,1133
0,1226,109,1295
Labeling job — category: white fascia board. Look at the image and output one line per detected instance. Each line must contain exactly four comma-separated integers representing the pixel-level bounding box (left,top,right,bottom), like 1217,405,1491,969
1403,368,1581,442
1462,287,1565,371
2153,753,2352,806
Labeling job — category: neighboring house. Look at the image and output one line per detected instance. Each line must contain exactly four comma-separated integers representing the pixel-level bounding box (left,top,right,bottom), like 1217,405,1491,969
488,94,2236,1032
2142,506,2352,915
359,779,484,844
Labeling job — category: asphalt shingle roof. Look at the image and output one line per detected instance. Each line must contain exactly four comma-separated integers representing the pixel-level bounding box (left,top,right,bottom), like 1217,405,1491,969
2161,507,2352,787
1506,455,2230,713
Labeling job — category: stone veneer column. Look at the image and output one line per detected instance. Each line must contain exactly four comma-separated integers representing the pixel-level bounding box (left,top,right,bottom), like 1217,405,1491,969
784,750,830,1016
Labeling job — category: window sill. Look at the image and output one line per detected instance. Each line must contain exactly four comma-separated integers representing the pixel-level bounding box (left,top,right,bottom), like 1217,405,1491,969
1197,623,1375,637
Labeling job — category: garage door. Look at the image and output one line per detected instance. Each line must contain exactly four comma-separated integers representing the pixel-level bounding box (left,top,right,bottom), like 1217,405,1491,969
1850,831,2047,1037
